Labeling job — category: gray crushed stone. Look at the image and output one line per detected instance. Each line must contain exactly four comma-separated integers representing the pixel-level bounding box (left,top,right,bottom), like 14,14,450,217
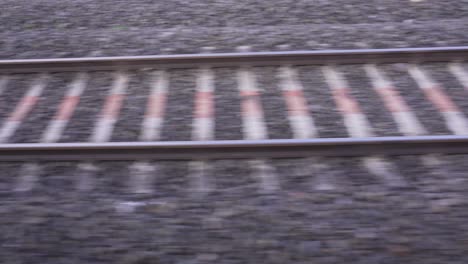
1,20,468,59
213,68,243,140
434,154,468,193
273,158,316,193
343,157,382,188
0,162,21,198
89,162,132,197
391,155,430,188
153,161,189,199
212,160,257,198
159,69,195,141
0,157,466,262
1,0,467,32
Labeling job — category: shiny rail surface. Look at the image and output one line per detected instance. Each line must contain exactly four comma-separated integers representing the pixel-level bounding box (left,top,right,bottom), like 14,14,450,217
0,46,468,73
0,135,467,161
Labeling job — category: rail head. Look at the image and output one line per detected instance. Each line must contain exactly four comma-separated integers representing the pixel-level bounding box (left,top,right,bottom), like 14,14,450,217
1,46,468,73
0,135,467,161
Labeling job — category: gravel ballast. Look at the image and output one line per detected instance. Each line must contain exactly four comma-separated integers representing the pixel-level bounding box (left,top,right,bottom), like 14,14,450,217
2,0,468,32
0,157,466,263
159,69,195,141
213,68,243,140
1,20,468,59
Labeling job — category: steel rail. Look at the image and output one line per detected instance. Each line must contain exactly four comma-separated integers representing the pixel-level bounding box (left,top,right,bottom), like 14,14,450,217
1,46,468,73
0,135,467,161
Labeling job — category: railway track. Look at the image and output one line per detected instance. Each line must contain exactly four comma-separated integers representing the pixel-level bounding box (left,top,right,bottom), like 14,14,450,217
2,46,468,264
0,47,467,151
0,46,467,193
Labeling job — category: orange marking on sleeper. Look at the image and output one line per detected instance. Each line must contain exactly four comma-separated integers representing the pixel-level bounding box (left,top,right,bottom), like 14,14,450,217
332,88,361,114
101,94,124,119
240,90,259,97
241,90,262,117
425,86,457,112
194,91,213,118
55,96,80,121
9,96,38,122
283,90,309,116
376,87,409,113
146,93,166,118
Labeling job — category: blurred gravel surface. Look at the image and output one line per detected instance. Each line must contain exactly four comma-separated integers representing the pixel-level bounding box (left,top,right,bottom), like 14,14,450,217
0,157,466,262
1,20,468,59
0,162,21,198
160,69,195,141
213,68,243,140
2,0,468,32
213,159,257,198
